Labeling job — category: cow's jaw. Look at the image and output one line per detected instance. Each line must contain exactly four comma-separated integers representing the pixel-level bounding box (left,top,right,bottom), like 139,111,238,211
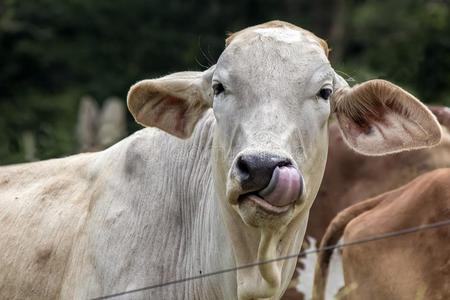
216,185,314,299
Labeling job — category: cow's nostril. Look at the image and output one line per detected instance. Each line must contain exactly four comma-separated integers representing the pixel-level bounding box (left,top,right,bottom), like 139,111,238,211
236,156,250,179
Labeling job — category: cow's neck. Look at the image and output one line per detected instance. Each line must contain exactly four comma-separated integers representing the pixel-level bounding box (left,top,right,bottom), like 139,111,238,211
175,113,237,299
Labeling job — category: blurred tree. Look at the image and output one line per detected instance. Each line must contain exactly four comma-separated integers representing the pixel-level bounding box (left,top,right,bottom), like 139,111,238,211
339,0,450,102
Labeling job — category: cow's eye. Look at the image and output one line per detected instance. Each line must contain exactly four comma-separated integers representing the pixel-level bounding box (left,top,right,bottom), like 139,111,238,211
318,88,333,100
213,82,225,96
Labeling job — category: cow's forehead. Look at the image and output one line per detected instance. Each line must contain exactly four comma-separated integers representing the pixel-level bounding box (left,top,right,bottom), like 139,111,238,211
225,20,329,56
253,27,314,44
216,27,331,87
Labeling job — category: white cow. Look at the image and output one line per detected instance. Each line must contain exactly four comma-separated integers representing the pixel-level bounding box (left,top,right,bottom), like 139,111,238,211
0,21,441,300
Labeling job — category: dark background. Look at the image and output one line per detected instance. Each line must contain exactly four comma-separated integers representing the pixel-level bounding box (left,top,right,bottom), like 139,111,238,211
1,0,449,164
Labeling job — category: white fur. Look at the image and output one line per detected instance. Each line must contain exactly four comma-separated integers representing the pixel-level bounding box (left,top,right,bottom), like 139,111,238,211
254,27,305,43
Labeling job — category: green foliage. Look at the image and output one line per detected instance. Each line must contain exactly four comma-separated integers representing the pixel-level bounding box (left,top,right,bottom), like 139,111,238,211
347,0,450,102
1,0,449,164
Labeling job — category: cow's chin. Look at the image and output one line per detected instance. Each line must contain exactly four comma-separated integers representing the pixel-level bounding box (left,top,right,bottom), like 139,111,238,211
237,194,295,229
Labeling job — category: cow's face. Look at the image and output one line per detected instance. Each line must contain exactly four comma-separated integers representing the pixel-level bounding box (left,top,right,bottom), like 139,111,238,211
212,25,332,229
127,21,441,299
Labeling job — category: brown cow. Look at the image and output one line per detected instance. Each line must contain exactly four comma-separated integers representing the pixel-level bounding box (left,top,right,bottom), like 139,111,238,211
309,106,450,241
313,168,450,300
283,106,450,299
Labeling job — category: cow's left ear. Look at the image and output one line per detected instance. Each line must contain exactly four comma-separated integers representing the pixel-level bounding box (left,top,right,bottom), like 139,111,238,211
332,78,442,156
127,66,214,139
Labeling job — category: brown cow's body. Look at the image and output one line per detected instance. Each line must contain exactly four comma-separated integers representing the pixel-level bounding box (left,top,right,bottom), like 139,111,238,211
313,168,450,300
284,106,450,299
309,110,450,241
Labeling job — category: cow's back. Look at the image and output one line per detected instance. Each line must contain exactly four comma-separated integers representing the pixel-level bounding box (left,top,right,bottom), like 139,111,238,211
341,168,450,300
0,153,96,299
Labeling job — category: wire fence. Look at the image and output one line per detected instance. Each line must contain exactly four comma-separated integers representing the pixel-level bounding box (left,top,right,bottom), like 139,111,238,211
91,218,450,300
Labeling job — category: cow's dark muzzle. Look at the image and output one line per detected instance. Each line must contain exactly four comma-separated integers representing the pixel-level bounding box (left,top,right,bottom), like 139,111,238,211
234,153,303,209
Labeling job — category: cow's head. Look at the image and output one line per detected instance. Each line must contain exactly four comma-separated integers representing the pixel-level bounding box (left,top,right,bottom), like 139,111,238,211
127,21,441,299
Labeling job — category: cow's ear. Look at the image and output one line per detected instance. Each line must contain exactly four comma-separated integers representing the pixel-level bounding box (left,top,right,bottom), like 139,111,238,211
332,79,442,156
127,66,214,139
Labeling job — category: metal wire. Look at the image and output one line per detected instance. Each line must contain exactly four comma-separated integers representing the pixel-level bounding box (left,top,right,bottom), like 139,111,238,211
91,218,450,300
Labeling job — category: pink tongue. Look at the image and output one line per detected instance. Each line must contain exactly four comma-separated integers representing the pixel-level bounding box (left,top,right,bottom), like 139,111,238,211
259,166,302,207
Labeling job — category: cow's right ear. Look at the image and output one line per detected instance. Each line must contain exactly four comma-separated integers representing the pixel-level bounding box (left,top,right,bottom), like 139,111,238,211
127,66,215,139
332,77,441,156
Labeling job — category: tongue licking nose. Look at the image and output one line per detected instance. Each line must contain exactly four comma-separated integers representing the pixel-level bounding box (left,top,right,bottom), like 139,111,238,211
258,166,302,206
